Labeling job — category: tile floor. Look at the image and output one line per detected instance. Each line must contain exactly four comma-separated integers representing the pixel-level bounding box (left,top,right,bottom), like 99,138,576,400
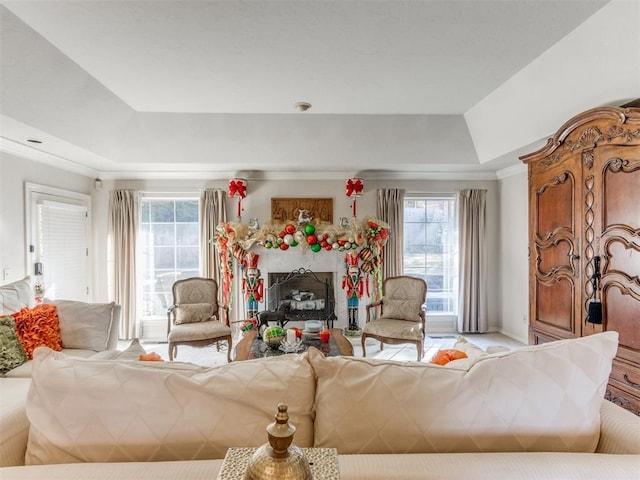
127,331,526,368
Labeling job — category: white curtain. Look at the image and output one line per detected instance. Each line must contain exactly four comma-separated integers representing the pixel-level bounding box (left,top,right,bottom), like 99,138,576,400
376,188,405,280
108,190,138,340
457,189,488,333
200,189,227,285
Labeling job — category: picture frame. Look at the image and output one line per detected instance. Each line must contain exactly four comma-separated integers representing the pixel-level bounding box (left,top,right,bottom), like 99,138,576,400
270,197,333,223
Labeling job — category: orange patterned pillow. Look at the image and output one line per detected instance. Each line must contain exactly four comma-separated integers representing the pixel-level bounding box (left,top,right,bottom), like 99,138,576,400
13,304,63,359
431,349,468,366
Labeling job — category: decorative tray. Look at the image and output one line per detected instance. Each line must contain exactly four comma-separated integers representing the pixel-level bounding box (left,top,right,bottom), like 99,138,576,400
217,447,339,480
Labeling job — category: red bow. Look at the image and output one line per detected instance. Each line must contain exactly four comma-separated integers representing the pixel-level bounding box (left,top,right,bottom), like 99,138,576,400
228,180,247,198
346,178,363,197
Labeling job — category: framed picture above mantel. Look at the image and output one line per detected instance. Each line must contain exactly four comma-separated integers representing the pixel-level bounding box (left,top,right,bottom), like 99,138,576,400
271,197,333,223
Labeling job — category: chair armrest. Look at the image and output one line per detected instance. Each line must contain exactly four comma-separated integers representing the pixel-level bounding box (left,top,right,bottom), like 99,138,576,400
218,303,230,326
167,305,176,333
596,399,640,454
366,300,383,322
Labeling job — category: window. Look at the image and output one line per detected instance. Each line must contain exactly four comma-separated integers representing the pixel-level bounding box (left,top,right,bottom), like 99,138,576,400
138,196,200,338
404,195,458,314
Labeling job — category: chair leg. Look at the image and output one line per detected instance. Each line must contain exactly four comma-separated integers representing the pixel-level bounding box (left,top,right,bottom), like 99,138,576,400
380,341,384,351
417,340,423,362
168,343,175,361
361,334,367,358
226,336,232,363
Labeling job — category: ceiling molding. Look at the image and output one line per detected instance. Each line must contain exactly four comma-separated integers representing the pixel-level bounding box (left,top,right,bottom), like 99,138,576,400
0,137,100,178
496,163,527,180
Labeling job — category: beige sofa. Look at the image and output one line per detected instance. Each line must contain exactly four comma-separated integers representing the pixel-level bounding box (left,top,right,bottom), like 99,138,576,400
1,331,639,479
0,277,121,379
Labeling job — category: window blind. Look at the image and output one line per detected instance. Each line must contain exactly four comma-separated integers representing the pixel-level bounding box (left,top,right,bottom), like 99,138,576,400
38,200,88,300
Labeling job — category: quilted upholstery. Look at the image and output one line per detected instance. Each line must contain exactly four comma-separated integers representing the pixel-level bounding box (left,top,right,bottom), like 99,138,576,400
25,348,316,465
311,332,619,454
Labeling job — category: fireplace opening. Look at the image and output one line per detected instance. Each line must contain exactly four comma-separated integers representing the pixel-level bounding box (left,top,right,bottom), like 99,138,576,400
258,268,336,328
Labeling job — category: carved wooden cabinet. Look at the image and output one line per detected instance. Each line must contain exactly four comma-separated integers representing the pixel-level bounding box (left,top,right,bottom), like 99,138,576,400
520,105,640,415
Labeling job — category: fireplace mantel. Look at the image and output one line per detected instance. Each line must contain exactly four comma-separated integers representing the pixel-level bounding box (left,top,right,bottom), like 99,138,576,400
214,217,389,326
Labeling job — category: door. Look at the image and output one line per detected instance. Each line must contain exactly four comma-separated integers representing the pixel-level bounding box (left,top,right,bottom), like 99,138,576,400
26,183,91,301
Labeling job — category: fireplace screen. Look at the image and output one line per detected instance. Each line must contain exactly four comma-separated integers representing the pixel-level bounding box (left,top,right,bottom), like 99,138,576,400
261,269,336,328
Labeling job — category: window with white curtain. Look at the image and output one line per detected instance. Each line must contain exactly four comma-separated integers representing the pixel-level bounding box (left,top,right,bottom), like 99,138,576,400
138,195,200,340
403,195,458,314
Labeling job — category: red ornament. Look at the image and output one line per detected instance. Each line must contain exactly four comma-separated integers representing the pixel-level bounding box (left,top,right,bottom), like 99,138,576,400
285,224,296,234
279,243,289,250
306,234,318,245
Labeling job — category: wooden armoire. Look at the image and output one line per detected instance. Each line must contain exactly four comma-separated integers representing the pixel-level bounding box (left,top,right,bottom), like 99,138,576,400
520,103,640,415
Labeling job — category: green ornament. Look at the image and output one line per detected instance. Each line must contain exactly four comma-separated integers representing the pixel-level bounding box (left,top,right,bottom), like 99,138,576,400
304,224,316,235
311,243,321,252
290,240,298,247
265,241,272,249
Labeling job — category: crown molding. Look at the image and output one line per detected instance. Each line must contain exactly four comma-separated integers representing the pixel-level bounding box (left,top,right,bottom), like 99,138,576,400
0,137,100,178
496,162,527,179
1,137,500,181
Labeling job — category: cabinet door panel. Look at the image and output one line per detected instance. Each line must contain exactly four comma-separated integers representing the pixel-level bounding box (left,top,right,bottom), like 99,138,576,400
529,159,581,338
590,146,640,363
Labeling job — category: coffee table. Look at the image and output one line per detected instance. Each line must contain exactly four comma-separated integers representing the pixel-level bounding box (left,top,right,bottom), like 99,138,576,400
233,328,353,361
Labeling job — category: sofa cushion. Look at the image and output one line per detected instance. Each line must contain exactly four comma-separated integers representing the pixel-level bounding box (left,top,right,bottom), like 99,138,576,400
0,277,34,315
25,348,316,465
45,299,116,352
12,305,62,359
0,315,28,375
310,332,618,454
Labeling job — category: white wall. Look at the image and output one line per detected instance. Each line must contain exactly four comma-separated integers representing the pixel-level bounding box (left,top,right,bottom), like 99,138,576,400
498,169,529,344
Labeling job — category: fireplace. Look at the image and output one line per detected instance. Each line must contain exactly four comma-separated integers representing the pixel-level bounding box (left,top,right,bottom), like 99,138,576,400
258,269,336,328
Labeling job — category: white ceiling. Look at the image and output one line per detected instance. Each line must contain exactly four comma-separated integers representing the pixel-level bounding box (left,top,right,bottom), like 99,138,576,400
2,0,634,180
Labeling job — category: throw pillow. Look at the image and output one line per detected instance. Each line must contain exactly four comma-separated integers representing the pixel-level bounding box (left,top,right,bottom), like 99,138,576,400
430,348,468,365
47,299,116,351
381,299,423,321
174,303,214,324
0,315,28,376
0,276,35,315
25,348,316,464
91,338,148,361
310,332,618,455
12,304,62,359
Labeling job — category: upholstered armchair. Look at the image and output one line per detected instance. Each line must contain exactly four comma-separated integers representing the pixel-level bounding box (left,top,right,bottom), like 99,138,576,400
167,277,232,363
362,276,427,361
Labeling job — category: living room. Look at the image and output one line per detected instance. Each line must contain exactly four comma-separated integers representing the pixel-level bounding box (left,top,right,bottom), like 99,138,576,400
2,0,637,344
1,1,640,478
